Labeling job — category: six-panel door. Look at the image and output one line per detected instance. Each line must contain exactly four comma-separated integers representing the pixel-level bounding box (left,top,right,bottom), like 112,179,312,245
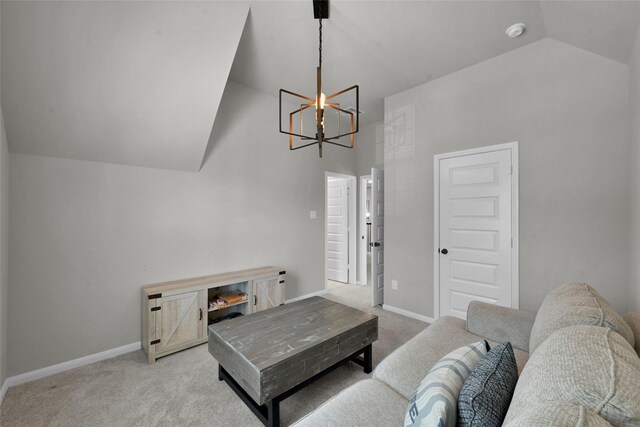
438,149,513,319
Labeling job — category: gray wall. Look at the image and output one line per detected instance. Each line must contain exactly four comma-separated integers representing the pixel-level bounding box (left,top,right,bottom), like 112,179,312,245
354,122,383,284
630,26,640,312
0,101,7,389
384,38,630,318
0,2,7,389
8,81,356,376
355,122,384,178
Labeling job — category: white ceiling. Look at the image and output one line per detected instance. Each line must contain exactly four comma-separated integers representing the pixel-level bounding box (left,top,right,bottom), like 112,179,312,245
2,1,248,171
230,0,640,125
2,1,640,170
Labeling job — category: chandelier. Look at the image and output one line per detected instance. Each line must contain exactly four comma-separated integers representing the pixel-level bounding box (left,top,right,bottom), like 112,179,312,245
279,0,359,158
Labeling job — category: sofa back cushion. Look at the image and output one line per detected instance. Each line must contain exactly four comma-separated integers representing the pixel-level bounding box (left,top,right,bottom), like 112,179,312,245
529,283,634,354
623,312,640,356
503,402,612,427
503,325,640,426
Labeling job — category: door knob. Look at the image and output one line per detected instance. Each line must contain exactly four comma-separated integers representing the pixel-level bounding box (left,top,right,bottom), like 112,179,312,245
370,242,380,247
440,248,448,255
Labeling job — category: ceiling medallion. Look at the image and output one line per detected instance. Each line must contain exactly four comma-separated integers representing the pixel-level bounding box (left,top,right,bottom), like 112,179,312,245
279,0,359,158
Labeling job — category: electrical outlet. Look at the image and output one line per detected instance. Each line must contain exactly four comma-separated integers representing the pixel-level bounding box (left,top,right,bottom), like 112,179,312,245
392,280,398,290
310,210,317,219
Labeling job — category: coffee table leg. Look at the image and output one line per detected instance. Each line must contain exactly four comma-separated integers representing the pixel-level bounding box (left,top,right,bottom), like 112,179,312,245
267,399,280,427
351,344,373,373
363,344,372,374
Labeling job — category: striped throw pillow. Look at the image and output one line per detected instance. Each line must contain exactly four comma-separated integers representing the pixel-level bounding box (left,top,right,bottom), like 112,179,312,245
404,341,489,427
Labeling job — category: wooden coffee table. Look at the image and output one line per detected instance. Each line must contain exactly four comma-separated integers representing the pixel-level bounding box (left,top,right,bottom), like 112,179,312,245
208,296,378,427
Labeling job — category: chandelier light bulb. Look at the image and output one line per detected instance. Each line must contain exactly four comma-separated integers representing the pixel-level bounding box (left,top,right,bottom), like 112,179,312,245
317,92,326,110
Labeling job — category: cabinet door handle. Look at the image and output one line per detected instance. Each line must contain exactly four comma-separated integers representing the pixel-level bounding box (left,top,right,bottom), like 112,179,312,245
254,295,257,306
199,308,203,321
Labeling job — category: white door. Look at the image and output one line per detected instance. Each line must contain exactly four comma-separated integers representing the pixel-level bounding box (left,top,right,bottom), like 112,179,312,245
438,148,515,319
371,168,384,306
327,177,349,283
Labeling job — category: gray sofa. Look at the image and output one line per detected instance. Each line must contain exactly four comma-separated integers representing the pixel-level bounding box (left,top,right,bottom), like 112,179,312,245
294,284,640,426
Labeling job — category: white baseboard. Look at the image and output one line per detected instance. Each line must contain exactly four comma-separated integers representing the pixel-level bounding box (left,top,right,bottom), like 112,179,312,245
0,378,8,406
383,304,435,324
285,289,328,304
3,341,141,392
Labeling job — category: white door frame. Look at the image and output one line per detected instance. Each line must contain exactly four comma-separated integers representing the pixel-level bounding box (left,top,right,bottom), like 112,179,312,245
325,172,357,287
359,175,372,286
370,168,385,307
433,141,519,320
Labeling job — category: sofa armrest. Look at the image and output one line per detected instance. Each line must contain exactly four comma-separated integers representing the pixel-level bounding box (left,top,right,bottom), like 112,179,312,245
466,301,535,353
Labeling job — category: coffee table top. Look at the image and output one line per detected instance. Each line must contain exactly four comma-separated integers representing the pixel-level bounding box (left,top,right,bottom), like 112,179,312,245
208,296,378,404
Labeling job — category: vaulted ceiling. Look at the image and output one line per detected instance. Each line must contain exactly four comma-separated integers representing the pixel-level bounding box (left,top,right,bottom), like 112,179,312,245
230,0,640,127
1,1,248,171
2,1,640,171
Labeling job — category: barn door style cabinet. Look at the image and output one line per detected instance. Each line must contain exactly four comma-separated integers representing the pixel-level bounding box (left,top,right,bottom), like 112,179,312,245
142,266,285,364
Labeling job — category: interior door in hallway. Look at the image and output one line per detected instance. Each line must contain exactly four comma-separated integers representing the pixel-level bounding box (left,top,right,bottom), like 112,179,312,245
437,145,517,319
327,177,349,283
371,168,384,306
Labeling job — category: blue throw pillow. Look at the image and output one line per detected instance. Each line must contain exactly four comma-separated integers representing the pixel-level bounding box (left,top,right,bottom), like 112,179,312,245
404,341,489,427
457,342,518,427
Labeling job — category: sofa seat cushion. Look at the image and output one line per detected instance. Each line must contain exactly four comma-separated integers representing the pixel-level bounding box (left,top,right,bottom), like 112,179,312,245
292,379,407,427
373,316,528,400
529,283,634,354
504,402,612,426
623,312,640,356
504,325,640,426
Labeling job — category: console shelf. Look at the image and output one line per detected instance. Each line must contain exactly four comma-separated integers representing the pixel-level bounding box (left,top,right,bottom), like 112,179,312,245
209,299,248,312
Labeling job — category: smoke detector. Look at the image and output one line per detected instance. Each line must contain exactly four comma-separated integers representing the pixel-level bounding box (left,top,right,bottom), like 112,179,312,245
506,23,526,38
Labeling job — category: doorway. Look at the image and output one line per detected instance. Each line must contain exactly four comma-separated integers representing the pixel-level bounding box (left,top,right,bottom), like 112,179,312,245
325,172,356,286
358,169,385,307
359,175,372,286
434,142,519,320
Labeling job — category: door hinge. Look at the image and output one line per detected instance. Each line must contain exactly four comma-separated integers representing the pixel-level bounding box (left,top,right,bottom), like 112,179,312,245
150,306,161,312
150,339,161,345
510,165,513,175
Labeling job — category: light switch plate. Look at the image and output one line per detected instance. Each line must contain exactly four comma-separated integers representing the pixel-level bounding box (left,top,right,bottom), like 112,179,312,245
310,210,317,219
391,280,398,290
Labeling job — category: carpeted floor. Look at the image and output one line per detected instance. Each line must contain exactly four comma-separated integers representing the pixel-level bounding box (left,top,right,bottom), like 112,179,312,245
0,290,427,427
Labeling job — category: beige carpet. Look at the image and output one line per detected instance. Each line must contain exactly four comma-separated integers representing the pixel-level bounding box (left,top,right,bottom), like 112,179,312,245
0,291,426,427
